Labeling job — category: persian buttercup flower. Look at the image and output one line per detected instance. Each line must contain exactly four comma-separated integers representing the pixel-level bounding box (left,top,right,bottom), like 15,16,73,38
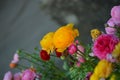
53,23,79,52
111,5,120,19
11,53,19,63
22,69,36,80
55,49,62,57
93,34,119,59
68,43,77,55
112,42,120,58
91,29,101,40
90,60,112,80
3,71,12,80
105,27,116,35
107,18,120,27
3,71,21,80
40,32,54,54
40,50,50,61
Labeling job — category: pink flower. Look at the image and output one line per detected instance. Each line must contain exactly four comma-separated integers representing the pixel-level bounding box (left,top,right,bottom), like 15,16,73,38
111,5,120,19
3,71,12,80
78,57,85,63
11,53,19,64
105,27,116,35
93,34,119,59
107,18,120,27
22,69,36,80
68,44,77,55
77,45,85,53
14,72,21,80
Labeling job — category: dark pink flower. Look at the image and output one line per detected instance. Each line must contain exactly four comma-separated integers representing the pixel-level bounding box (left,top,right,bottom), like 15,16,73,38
22,69,36,80
93,34,119,59
68,44,77,55
105,27,116,35
111,5,120,19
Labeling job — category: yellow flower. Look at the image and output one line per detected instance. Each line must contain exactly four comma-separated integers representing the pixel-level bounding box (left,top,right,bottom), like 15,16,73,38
90,73,99,80
112,42,120,58
91,29,101,40
53,23,79,52
40,32,54,54
94,60,112,78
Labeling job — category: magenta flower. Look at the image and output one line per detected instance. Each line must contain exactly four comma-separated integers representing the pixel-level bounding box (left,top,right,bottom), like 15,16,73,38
22,69,36,80
105,27,116,35
77,45,85,53
13,72,21,80
68,44,77,55
3,71,12,80
111,5,120,19
93,34,119,59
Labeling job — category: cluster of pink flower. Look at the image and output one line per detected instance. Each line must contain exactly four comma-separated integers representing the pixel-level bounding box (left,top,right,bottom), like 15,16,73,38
93,5,120,62
3,53,41,80
105,5,120,35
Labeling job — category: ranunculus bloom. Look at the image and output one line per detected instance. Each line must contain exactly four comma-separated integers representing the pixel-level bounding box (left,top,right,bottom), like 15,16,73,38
93,34,119,59
111,5,120,19
22,69,36,80
105,27,116,35
107,18,120,27
40,50,50,61
14,72,21,80
68,43,77,55
55,49,62,57
11,53,19,64
3,71,12,80
94,60,112,78
91,29,101,40
112,42,120,58
53,23,79,52
40,32,55,53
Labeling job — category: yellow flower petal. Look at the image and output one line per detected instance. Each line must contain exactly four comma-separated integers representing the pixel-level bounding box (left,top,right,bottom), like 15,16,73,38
40,32,54,54
91,29,101,40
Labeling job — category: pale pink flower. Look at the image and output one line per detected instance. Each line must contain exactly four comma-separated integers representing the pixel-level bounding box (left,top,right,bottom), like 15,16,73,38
13,72,21,80
107,18,120,27
68,44,77,55
105,27,116,35
77,45,85,53
11,53,19,64
22,69,36,80
93,34,119,59
111,5,120,19
3,71,12,80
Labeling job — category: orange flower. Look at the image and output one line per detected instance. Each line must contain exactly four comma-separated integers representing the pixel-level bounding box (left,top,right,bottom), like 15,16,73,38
53,23,79,52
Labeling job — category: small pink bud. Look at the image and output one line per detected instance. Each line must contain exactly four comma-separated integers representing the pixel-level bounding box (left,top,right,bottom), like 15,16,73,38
77,45,85,53
68,44,77,55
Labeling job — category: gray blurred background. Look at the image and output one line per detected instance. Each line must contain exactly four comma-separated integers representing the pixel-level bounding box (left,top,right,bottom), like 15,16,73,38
0,0,120,79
